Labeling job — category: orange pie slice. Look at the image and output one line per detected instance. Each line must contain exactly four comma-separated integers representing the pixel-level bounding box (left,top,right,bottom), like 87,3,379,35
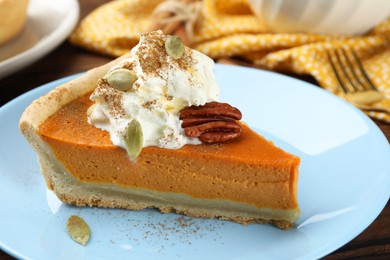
20,51,300,230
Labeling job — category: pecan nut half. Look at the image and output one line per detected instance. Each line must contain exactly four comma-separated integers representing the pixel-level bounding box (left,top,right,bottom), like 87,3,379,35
179,101,242,144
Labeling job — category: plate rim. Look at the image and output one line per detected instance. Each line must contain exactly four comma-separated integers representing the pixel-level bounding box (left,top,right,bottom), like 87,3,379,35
0,0,80,79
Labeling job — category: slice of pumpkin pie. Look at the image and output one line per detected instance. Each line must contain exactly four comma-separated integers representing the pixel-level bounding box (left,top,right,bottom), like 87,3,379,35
20,31,300,229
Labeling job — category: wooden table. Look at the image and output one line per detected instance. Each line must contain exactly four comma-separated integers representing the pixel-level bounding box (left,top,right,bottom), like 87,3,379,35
0,1,389,259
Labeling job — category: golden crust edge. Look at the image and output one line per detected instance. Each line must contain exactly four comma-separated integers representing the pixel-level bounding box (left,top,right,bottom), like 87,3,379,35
59,192,295,230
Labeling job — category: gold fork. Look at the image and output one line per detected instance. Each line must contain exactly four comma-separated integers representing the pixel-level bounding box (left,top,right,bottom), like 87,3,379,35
326,48,389,113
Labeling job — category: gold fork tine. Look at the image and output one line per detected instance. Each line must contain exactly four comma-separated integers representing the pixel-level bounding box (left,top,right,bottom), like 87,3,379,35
326,49,349,93
339,48,365,92
350,49,377,91
326,47,388,113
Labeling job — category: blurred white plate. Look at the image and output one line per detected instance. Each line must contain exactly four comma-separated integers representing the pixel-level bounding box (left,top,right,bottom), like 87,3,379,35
0,0,79,79
0,66,389,259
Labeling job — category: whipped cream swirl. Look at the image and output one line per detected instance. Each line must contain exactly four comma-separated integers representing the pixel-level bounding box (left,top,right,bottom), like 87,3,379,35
88,31,220,150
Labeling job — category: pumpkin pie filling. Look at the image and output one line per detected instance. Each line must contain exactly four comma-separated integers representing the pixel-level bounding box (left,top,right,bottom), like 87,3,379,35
20,31,300,229
39,93,299,208
35,92,299,229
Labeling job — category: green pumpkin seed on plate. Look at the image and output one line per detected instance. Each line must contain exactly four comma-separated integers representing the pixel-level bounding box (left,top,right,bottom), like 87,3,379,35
66,215,90,246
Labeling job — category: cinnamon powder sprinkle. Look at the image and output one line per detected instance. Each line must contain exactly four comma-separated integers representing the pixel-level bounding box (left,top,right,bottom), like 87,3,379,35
138,31,196,79
142,99,158,110
121,60,137,71
95,78,126,117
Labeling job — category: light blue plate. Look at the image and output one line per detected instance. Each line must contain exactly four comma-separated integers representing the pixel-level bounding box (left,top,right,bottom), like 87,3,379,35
1,65,389,260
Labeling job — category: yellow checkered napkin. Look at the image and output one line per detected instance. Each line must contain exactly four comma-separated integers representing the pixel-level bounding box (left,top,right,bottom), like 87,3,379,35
69,0,390,122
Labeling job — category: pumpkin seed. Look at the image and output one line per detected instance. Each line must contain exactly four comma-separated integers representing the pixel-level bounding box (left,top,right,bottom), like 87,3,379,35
66,215,90,246
124,119,143,160
165,36,185,59
107,69,137,91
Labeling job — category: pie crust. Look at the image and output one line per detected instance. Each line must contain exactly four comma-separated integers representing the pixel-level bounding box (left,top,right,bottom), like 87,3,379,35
20,54,300,229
